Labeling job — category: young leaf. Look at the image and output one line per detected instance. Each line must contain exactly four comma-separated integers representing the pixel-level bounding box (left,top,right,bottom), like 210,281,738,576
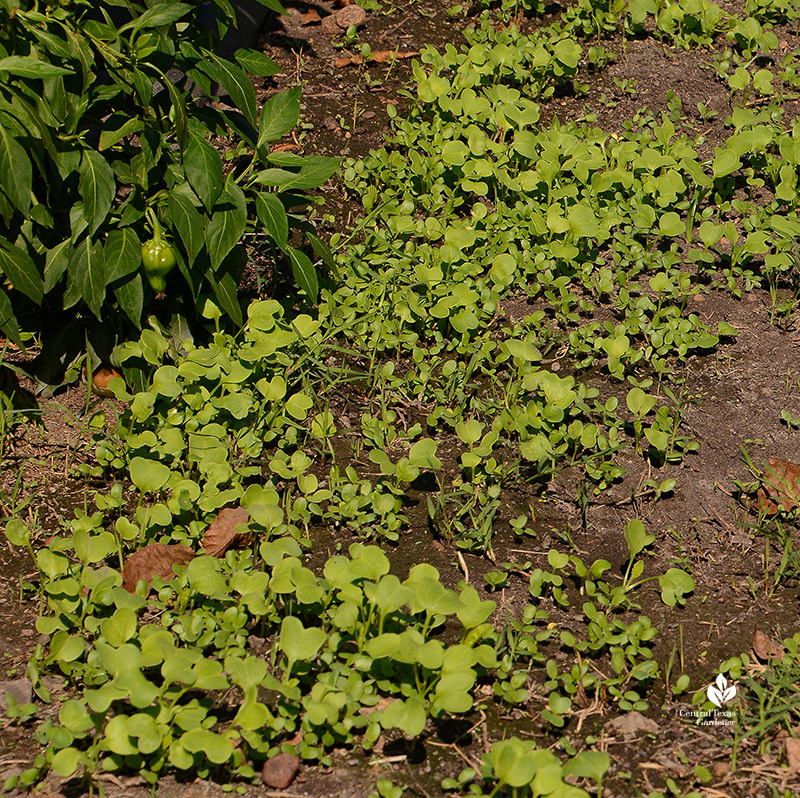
624,518,654,560
279,615,326,665
129,456,171,493
408,438,441,470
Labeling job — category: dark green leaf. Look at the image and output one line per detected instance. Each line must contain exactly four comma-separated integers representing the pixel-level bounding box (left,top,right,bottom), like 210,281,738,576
78,149,115,234
0,239,43,303
234,49,282,77
185,130,223,213
285,246,318,301
0,121,31,214
115,272,144,327
69,237,106,318
0,287,23,348
132,69,152,108
104,228,141,282
44,239,71,293
169,187,205,262
254,155,340,190
205,179,246,269
306,231,334,271
0,56,73,79
199,54,257,127
257,88,301,148
255,192,288,247
256,0,285,12
120,3,192,34
160,71,187,152
99,117,143,151
210,266,243,325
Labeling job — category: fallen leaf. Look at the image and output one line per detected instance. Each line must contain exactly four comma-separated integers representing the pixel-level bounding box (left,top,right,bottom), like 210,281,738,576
784,737,800,772
604,711,659,736
122,543,194,592
271,143,300,152
202,506,250,557
262,753,300,789
299,9,321,24
753,628,785,661
713,760,730,778
757,458,800,513
335,50,418,68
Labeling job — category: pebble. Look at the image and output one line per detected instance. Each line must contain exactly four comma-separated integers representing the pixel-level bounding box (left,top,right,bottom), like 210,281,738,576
262,753,300,789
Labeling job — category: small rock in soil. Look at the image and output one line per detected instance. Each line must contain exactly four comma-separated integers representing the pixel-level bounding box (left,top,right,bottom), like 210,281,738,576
262,753,300,789
321,14,341,33
335,4,367,28
0,679,32,709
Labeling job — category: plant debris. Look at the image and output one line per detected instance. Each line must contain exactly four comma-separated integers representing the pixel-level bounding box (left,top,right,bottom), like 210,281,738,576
122,543,195,592
201,506,251,557
756,458,800,513
334,49,418,68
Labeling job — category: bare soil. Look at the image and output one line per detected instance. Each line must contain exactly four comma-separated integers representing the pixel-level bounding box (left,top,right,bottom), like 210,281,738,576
3,2,800,797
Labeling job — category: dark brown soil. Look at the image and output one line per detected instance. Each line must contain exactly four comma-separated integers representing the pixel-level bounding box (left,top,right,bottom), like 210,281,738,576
4,2,800,797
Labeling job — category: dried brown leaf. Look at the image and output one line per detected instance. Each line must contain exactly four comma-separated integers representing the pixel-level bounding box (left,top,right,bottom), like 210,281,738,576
202,507,250,557
604,711,659,737
299,9,321,24
334,50,419,68
753,628,785,661
784,737,800,772
122,543,194,592
757,458,800,513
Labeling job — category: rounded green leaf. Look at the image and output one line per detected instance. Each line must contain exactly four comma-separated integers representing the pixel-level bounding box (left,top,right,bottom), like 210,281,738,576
129,457,171,494
713,149,741,178
180,728,233,764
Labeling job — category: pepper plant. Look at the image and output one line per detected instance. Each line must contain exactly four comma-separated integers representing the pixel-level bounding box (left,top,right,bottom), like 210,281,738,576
0,0,338,387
